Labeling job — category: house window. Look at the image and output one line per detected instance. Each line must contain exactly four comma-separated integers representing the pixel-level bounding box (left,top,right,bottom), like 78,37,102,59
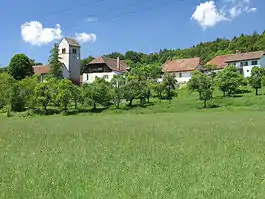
103,75,109,80
62,48,66,54
251,60,258,65
247,70,249,72
179,73,182,78
228,62,236,66
86,74,89,81
72,48,77,54
240,61,248,67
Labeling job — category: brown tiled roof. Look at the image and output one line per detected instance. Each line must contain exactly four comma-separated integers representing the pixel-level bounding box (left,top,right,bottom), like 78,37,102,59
33,64,50,75
89,56,130,72
225,51,265,62
64,38,80,47
162,57,202,72
206,54,232,69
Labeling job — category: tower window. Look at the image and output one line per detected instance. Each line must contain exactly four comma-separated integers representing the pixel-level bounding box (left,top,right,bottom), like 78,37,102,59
62,48,66,54
73,48,77,54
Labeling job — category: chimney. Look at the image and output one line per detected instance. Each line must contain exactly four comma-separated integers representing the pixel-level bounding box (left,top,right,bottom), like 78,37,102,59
117,57,120,71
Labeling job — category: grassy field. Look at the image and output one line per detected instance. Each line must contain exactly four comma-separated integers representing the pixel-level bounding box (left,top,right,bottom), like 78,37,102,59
1,110,265,198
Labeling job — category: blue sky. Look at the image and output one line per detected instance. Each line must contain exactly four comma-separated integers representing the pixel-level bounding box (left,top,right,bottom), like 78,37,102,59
0,0,264,66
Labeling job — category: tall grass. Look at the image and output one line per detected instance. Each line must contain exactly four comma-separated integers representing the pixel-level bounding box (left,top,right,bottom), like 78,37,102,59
1,111,265,198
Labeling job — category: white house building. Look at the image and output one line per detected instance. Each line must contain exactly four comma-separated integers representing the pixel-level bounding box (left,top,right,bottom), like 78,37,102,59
33,37,81,84
82,56,130,83
207,51,265,77
161,57,203,84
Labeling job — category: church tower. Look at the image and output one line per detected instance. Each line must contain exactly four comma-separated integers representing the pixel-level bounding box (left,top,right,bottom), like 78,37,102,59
58,37,81,84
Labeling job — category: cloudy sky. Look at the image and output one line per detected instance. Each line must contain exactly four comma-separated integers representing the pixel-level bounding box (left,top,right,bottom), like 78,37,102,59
0,0,263,66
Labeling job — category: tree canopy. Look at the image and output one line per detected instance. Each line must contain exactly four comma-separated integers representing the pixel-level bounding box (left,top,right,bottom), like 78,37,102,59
8,54,34,80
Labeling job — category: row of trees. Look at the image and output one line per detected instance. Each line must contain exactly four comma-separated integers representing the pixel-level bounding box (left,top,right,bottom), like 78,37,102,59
1,64,265,114
188,65,265,108
0,69,178,113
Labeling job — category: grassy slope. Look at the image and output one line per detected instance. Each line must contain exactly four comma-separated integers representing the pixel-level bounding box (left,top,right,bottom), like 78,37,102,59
1,110,265,198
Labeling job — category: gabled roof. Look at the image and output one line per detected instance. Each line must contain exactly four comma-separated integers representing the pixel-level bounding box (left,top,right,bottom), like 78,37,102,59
33,65,50,75
89,56,130,72
162,57,202,72
225,51,265,62
206,54,232,69
63,37,80,47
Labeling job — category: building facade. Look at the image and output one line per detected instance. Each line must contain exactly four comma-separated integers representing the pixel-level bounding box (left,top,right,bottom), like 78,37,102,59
161,57,203,84
82,56,129,84
206,51,265,77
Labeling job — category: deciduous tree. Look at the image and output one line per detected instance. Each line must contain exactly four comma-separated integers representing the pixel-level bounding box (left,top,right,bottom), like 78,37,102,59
8,54,34,80
215,66,245,96
188,71,213,108
249,66,263,95
56,79,73,110
34,82,51,111
162,73,178,101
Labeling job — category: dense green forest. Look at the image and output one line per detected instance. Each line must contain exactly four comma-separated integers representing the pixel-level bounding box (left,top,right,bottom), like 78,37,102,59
102,31,265,66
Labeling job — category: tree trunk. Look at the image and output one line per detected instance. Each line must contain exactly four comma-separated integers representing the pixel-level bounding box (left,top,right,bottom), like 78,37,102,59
204,99,207,108
93,103,96,110
129,99,133,106
256,88,258,96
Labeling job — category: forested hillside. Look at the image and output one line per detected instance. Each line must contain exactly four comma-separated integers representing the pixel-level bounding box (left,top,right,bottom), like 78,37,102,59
1,31,265,73
104,31,265,67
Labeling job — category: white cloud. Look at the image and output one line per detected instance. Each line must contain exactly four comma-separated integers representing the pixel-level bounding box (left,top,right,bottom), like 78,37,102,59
191,1,227,29
247,7,257,12
74,32,97,43
229,6,243,18
192,0,257,29
85,17,99,23
21,21,62,46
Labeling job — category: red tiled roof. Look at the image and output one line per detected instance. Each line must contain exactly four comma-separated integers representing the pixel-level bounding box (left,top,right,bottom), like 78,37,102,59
206,54,232,69
33,65,50,75
225,51,265,62
162,57,202,72
90,56,130,72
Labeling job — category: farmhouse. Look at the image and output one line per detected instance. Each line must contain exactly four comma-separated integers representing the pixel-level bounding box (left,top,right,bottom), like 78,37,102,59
207,51,265,77
33,37,81,84
161,57,203,83
82,56,130,83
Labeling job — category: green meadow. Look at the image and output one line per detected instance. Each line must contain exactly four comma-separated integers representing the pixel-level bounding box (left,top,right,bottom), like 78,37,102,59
1,88,265,198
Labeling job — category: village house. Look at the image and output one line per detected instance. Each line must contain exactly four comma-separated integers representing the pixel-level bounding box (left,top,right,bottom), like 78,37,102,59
207,51,265,77
33,37,81,84
82,56,130,83
161,57,204,84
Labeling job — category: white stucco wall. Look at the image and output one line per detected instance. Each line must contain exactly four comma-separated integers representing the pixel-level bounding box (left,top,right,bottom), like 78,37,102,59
82,71,121,84
259,55,265,68
69,46,81,82
173,71,192,84
228,58,263,77
62,65,70,78
58,38,81,83
58,39,70,70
